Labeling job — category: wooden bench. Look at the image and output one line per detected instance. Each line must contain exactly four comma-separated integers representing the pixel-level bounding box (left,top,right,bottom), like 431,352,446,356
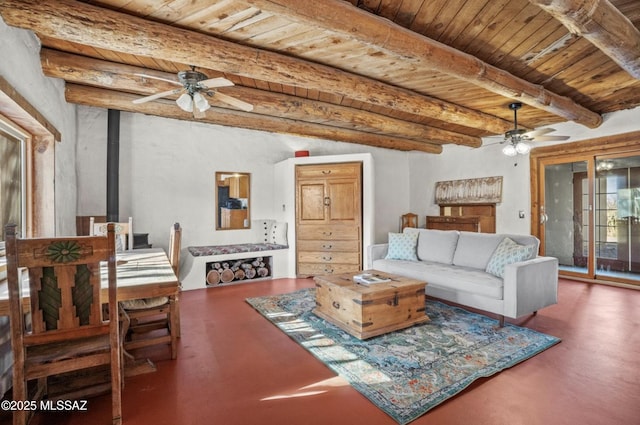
181,243,289,290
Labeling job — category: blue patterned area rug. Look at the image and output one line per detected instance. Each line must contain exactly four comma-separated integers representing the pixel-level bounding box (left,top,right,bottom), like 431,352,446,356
246,288,560,425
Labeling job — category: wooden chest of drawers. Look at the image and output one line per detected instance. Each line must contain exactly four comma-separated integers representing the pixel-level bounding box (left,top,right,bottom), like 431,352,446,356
296,225,361,276
426,215,481,232
295,162,362,277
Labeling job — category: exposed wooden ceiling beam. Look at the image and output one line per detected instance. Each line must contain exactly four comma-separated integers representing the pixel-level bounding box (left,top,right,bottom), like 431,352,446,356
528,0,640,79
40,49,480,147
0,0,513,135
243,0,603,128
65,84,443,154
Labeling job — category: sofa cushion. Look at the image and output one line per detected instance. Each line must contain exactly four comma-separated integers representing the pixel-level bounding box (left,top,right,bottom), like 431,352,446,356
453,232,505,270
372,258,503,300
486,237,536,278
385,232,418,261
404,228,459,264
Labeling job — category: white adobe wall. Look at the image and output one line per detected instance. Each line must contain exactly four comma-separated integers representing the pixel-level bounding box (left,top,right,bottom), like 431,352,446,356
0,17,78,236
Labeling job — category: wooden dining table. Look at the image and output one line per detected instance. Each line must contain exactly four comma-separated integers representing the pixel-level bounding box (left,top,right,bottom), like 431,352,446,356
0,248,179,316
0,248,179,379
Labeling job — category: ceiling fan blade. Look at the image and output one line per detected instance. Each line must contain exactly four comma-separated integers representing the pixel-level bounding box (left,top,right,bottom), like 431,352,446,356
132,88,184,104
213,92,254,112
134,73,182,86
200,77,235,89
530,135,570,142
523,128,556,138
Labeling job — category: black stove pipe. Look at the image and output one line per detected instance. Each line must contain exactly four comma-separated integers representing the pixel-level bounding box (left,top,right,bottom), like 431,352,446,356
106,109,120,222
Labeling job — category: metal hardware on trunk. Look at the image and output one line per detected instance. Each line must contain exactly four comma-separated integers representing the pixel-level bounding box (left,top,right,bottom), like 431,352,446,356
387,292,399,307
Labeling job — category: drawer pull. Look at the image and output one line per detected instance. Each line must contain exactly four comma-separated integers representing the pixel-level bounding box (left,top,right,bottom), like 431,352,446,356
332,301,340,309
323,231,333,236
322,244,333,249
322,170,332,175
322,256,332,261
324,267,334,273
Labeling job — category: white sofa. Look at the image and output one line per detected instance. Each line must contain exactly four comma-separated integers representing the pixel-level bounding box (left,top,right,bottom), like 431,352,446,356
368,228,558,326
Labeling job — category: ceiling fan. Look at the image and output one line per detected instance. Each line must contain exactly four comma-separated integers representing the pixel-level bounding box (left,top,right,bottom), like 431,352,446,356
498,102,569,156
132,66,253,118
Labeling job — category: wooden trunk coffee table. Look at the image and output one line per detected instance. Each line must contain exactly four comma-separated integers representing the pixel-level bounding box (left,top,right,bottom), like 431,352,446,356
313,270,429,339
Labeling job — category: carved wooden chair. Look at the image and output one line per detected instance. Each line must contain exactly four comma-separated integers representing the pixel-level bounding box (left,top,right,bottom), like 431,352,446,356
400,213,418,231
90,217,133,251
120,223,181,359
5,223,122,425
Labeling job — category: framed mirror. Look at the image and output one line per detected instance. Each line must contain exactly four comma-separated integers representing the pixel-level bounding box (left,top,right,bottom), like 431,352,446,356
215,172,251,230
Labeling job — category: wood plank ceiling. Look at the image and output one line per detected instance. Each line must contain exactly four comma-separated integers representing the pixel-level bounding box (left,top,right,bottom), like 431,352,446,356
1,0,639,153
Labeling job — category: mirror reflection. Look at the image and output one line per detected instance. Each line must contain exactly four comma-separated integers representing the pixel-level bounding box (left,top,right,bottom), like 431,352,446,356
216,172,250,230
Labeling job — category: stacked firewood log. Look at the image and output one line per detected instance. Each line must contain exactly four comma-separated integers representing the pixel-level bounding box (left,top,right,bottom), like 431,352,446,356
206,257,270,285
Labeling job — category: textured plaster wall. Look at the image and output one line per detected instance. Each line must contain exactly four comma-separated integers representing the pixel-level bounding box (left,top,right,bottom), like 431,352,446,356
0,17,78,236
76,108,410,255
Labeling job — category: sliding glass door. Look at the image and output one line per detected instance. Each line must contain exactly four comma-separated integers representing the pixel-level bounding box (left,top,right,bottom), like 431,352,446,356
542,159,592,277
594,154,640,281
536,149,640,285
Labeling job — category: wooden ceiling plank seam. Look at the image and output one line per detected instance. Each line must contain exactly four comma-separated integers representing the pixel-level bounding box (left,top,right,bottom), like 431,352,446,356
437,0,489,46
407,0,449,35
222,9,275,34
242,22,308,45
377,0,404,22
482,7,555,69
106,0,174,18
171,0,255,27
391,0,427,29
152,0,242,23
524,38,601,86
194,6,272,35
528,0,640,79
251,27,332,51
215,9,288,37
463,1,533,59
512,21,573,69
357,1,384,15
426,0,469,42
447,0,512,51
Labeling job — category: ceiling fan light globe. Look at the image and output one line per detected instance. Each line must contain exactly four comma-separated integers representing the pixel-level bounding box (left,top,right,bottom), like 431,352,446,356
193,92,210,112
502,144,517,156
176,93,193,112
515,141,531,154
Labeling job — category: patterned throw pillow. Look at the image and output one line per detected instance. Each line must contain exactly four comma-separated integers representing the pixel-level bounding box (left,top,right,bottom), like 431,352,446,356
385,232,419,261
486,237,536,278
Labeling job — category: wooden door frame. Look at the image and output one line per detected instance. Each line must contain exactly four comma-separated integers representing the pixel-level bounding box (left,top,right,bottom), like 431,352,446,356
530,130,640,285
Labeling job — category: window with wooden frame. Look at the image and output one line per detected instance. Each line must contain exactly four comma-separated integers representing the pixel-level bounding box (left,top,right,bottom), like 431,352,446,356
0,76,59,240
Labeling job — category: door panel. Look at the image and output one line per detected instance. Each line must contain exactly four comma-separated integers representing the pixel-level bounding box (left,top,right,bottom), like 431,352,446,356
542,160,592,277
594,154,640,281
327,180,360,223
298,182,326,222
